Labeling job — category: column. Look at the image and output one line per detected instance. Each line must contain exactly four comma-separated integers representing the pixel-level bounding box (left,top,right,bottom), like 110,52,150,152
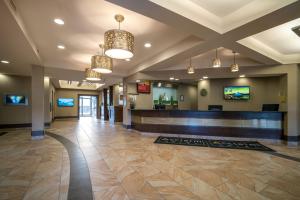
286,64,300,144
103,88,109,121
31,65,45,139
122,79,131,128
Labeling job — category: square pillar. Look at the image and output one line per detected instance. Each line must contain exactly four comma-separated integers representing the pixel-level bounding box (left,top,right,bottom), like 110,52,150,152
31,65,45,139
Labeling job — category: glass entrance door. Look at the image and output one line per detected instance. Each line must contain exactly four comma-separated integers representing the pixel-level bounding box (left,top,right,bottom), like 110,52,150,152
79,96,97,117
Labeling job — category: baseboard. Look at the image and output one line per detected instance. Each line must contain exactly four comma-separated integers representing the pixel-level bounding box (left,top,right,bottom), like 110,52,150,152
122,124,132,129
281,135,300,142
0,122,51,129
54,116,79,120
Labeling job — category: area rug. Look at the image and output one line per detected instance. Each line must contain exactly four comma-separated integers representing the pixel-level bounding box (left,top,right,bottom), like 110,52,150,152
154,136,274,152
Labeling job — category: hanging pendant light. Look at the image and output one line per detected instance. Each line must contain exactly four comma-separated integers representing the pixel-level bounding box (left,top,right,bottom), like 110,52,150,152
187,57,195,74
91,44,113,73
212,48,221,68
104,14,134,59
231,51,239,72
85,68,101,81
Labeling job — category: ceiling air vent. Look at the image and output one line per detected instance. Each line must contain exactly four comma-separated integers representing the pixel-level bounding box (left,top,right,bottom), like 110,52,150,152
292,25,300,37
9,0,17,12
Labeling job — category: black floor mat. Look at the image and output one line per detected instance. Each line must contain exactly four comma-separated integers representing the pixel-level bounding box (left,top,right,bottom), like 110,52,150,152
154,136,274,152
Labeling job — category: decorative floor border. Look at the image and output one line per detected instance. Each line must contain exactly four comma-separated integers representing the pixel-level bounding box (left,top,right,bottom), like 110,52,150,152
46,132,93,200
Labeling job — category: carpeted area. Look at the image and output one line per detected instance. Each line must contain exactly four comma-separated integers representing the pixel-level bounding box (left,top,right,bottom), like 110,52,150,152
154,136,274,152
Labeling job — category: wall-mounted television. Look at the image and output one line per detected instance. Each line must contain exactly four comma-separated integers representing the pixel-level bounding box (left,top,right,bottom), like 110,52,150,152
137,81,151,93
224,86,250,100
57,98,74,107
4,95,28,105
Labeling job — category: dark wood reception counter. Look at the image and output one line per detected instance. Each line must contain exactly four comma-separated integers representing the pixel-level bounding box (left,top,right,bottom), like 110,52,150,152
131,110,286,139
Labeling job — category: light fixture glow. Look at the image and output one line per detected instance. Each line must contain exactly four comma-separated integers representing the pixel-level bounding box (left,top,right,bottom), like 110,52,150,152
169,77,175,80
57,45,65,49
91,44,113,74
187,57,195,74
212,48,221,68
158,82,162,87
125,58,131,61
136,79,141,83
85,68,101,81
203,76,208,79
1,60,10,64
54,18,64,25
104,14,134,59
175,78,179,81
231,51,239,72
239,74,245,78
144,43,152,48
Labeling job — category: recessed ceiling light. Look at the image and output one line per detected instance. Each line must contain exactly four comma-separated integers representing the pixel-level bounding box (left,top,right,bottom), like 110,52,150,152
54,18,64,25
239,74,245,78
136,79,141,83
203,76,208,79
125,58,131,61
144,43,152,48
175,78,179,81
57,45,65,49
169,77,174,80
1,60,10,64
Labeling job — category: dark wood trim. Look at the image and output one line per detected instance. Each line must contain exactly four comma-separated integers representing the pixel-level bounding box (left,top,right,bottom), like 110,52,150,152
131,110,284,120
103,89,109,121
131,123,283,139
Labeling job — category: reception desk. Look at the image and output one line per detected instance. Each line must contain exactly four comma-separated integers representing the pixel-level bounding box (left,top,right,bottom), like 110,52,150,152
131,110,285,139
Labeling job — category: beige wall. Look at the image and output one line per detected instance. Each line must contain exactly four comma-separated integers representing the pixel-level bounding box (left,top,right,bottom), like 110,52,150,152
177,84,198,110
198,76,286,111
0,74,31,124
54,89,101,117
127,83,153,109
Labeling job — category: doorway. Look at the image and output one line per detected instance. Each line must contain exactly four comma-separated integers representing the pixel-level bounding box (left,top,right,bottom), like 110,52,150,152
78,95,98,118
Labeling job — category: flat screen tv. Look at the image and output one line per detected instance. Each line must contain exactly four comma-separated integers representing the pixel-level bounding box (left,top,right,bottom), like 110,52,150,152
137,81,151,93
224,86,250,100
57,98,74,107
4,95,28,105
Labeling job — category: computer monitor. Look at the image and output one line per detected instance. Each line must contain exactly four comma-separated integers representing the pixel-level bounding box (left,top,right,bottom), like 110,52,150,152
262,104,279,111
208,105,223,111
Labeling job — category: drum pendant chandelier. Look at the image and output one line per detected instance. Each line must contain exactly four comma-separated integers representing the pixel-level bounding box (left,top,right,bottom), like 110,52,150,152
104,14,134,59
91,44,113,73
187,57,195,74
231,51,239,72
212,48,221,68
85,68,101,81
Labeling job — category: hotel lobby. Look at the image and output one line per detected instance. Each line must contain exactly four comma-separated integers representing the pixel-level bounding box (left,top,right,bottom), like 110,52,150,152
0,0,300,199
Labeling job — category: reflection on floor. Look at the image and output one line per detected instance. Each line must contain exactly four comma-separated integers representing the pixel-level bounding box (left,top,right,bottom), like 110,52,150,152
1,117,300,200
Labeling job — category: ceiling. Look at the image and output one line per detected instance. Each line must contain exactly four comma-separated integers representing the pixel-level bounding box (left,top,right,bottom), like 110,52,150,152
0,0,300,89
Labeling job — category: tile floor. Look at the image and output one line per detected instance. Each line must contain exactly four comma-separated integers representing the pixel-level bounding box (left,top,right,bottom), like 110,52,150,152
1,117,300,200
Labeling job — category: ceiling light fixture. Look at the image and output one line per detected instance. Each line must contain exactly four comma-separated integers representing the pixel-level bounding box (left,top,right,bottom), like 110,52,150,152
125,58,131,61
239,74,245,78
187,57,195,74
203,76,208,79
175,78,179,81
57,45,65,49
144,43,152,48
54,18,64,25
136,79,141,83
85,68,101,81
104,14,134,59
1,60,10,64
169,77,175,80
212,48,221,68
91,44,113,74
231,51,239,72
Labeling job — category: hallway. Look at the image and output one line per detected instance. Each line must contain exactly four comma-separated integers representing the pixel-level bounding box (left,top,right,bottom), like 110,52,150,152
1,119,300,200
